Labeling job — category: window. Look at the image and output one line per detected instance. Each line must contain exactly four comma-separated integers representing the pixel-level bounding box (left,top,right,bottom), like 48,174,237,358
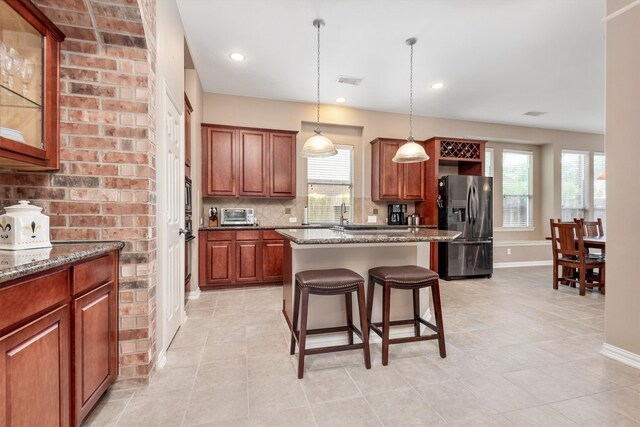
593,152,606,225
502,150,532,227
307,145,353,223
561,150,588,221
485,147,494,177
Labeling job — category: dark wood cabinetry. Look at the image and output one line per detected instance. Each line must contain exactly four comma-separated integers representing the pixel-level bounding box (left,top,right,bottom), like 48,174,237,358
415,136,486,269
0,0,65,170
185,94,193,179
0,250,119,427
202,124,297,198
199,229,284,289
371,138,426,201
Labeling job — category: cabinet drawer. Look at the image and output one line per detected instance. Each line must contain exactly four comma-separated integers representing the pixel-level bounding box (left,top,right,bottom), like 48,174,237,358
0,270,69,332
207,231,234,241
262,230,282,240
73,253,115,296
236,230,260,240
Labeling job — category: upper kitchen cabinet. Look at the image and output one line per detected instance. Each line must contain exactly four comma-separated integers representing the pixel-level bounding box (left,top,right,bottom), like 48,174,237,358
202,124,297,198
0,0,65,170
371,138,425,201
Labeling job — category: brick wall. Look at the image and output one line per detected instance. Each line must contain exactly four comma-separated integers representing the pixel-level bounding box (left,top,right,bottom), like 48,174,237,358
0,0,157,387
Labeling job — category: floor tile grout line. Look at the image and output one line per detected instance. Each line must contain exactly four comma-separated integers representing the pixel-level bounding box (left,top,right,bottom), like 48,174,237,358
111,393,135,427
343,366,385,426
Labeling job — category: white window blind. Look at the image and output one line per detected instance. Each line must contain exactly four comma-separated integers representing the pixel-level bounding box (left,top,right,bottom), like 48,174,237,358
561,150,588,221
502,150,532,227
307,146,353,223
485,147,494,177
593,152,606,226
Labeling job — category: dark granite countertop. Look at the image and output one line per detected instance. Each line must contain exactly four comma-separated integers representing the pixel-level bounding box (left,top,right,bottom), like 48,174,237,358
199,224,437,231
0,241,124,284
274,228,460,245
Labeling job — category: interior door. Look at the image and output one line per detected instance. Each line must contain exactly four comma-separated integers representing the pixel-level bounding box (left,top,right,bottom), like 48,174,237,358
161,82,184,354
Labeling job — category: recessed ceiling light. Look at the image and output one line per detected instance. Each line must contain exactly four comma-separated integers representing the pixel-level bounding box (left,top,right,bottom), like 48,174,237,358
431,82,444,89
229,52,245,62
335,97,346,103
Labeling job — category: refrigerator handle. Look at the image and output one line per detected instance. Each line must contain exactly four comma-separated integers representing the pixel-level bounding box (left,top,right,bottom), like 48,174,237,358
466,185,472,224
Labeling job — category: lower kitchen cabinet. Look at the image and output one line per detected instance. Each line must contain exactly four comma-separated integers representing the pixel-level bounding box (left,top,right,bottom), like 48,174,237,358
199,230,284,289
0,249,120,427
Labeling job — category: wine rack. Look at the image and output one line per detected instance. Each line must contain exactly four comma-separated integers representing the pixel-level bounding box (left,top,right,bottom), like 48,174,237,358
439,140,481,160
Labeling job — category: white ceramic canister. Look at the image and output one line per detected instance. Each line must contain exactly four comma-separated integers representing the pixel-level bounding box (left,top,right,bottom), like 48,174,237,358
0,200,52,250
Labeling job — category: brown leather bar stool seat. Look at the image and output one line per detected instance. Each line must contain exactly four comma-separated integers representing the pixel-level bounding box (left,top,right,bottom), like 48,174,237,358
290,268,371,379
367,265,446,366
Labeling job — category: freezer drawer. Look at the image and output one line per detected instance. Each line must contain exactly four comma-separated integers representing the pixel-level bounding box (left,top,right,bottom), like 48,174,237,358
438,241,493,280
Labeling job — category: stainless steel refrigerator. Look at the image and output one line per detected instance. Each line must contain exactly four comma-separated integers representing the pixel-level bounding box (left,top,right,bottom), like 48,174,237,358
437,175,493,280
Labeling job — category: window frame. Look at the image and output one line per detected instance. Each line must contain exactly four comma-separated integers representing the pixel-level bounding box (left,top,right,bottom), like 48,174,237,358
501,149,533,228
593,151,606,224
306,144,355,224
485,147,494,177
560,149,589,221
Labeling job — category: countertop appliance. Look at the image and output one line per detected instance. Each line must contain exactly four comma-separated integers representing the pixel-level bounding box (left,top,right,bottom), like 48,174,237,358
438,175,493,280
220,208,255,226
387,204,407,225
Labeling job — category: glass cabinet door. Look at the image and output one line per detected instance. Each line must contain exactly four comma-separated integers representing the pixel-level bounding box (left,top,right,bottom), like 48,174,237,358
0,0,44,151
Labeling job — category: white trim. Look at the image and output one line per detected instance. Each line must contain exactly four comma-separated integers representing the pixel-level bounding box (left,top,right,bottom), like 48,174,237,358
188,287,202,300
494,240,550,247
157,348,167,369
495,227,535,232
603,0,640,21
601,343,640,369
494,260,553,269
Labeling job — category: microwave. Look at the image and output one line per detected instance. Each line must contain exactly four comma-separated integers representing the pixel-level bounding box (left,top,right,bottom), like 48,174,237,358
220,208,255,226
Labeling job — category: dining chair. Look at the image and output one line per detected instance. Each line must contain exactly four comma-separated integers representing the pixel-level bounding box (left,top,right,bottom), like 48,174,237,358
575,217,606,257
549,219,605,296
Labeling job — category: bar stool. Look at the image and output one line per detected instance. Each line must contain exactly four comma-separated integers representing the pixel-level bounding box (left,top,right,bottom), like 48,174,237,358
290,268,371,379
367,265,446,366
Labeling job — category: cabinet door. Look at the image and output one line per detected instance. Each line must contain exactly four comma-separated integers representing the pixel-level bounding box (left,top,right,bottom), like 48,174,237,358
0,305,70,427
203,127,236,196
402,141,426,200
378,140,403,200
73,281,117,425
269,132,296,197
238,130,268,197
205,241,235,284
236,241,261,282
262,240,284,282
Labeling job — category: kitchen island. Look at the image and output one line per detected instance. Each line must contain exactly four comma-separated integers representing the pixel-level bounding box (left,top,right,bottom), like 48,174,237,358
276,227,460,347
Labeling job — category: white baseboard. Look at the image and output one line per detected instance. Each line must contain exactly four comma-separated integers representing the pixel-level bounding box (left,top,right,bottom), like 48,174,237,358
601,343,640,369
157,349,167,369
187,288,202,300
494,260,553,269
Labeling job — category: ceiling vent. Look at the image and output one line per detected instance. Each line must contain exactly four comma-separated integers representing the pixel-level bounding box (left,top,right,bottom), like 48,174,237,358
337,76,363,86
523,111,547,117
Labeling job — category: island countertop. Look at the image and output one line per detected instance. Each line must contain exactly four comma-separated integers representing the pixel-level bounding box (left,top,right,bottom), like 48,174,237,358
0,241,125,285
275,227,461,245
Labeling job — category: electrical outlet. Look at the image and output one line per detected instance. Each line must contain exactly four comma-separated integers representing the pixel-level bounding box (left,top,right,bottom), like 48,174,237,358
289,217,297,223
367,215,377,223
507,248,512,255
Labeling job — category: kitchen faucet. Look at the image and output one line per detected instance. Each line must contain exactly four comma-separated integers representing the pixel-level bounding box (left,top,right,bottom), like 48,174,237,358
340,202,348,225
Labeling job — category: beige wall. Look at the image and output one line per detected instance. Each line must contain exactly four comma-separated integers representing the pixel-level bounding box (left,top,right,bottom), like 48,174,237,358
604,0,640,356
201,92,604,262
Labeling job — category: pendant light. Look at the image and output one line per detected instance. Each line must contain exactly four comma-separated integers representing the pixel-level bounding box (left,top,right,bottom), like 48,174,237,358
393,37,429,163
301,19,337,158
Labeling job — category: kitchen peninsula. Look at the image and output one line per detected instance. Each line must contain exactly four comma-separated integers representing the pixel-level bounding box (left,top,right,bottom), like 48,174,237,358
277,227,459,345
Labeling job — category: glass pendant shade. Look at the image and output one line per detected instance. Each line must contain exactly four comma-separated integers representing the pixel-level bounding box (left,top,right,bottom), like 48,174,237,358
597,169,605,180
301,131,338,157
392,137,429,163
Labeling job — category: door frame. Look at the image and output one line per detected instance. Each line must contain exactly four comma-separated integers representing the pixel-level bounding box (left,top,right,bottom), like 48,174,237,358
156,78,186,368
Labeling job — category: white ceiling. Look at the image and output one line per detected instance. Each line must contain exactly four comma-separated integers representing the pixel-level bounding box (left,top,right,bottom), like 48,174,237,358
177,0,605,134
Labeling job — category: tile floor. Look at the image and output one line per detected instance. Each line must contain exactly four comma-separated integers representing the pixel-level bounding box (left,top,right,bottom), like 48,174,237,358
84,266,640,426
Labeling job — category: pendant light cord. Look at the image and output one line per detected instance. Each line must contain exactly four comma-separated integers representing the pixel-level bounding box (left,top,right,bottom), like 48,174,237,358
316,20,321,130
409,40,414,140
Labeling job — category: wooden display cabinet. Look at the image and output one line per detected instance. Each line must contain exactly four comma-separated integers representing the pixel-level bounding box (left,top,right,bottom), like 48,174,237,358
0,0,64,170
415,136,486,270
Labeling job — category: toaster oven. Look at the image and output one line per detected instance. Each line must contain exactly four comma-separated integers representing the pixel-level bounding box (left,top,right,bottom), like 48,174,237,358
220,208,255,226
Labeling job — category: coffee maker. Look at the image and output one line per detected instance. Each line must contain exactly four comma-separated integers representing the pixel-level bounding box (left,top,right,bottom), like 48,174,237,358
387,204,407,225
